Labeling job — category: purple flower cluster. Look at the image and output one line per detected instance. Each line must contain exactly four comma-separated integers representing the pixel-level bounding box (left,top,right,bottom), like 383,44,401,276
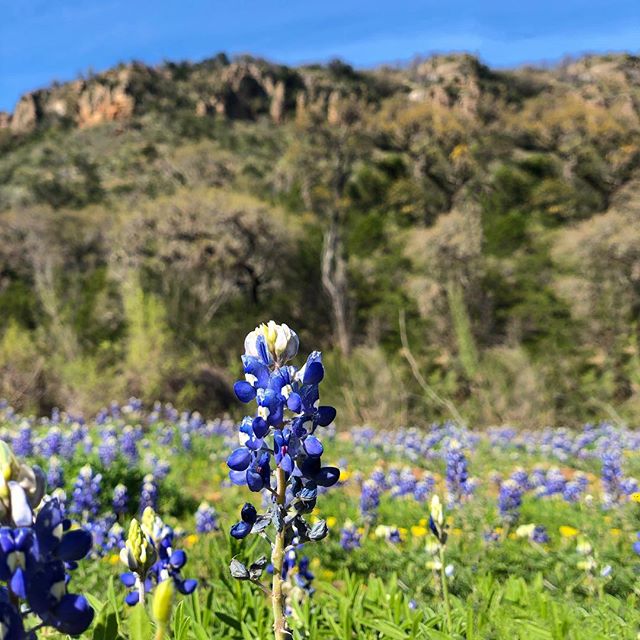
227,323,339,541
360,479,381,524
70,465,102,519
444,440,472,506
340,522,362,551
498,479,522,525
195,502,219,534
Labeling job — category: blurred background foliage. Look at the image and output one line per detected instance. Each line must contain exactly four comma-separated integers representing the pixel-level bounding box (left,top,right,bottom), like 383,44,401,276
1,52,640,427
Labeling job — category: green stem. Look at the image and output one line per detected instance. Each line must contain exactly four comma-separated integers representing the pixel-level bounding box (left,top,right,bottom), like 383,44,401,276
137,578,145,607
272,467,290,640
155,624,166,640
439,545,453,635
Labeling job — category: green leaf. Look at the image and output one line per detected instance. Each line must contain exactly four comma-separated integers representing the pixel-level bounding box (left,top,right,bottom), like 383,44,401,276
215,611,243,632
92,604,123,640
362,619,409,639
128,602,153,640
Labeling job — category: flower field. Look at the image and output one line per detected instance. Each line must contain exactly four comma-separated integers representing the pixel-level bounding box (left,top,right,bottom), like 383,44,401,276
1,324,640,639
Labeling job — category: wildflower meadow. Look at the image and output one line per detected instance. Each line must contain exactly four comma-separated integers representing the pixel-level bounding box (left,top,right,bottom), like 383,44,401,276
0,322,638,639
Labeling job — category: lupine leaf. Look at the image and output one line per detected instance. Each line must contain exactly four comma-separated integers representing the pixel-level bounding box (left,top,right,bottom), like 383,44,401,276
128,602,153,640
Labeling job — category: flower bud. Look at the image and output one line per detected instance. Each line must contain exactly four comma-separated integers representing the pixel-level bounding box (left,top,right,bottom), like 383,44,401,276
576,537,592,556
244,321,298,366
515,523,536,539
274,323,298,362
430,495,444,528
120,518,155,575
152,579,174,627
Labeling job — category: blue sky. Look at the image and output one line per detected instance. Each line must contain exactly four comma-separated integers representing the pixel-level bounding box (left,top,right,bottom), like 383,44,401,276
1,0,639,112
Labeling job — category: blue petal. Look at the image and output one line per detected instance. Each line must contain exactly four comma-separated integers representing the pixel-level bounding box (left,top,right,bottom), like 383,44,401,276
252,417,269,438
51,594,95,634
242,355,270,387
229,470,248,485
58,529,92,562
170,549,187,569
227,448,252,471
230,522,252,539
125,591,140,606
280,454,294,474
304,436,324,457
256,335,271,366
120,572,136,587
234,381,257,403
303,362,324,385
315,467,340,487
316,406,336,426
178,578,198,594
240,503,257,524
246,469,265,492
287,393,302,412
9,567,26,599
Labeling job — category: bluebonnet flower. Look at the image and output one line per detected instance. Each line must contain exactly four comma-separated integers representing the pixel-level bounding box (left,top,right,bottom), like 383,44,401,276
532,525,549,544
414,474,435,503
562,480,584,503
120,507,197,606
359,480,380,525
539,467,566,498
46,457,64,491
444,440,470,506
0,443,94,638
633,533,640,555
370,467,386,490
99,435,118,467
498,479,522,525
11,424,33,457
227,323,339,536
120,426,140,465
113,483,129,516
282,545,314,597
226,322,339,637
428,495,447,546
510,468,530,492
340,522,361,551
140,474,158,512
621,477,639,498
390,468,417,498
39,427,63,458
375,525,402,544
601,448,623,506
229,503,257,540
195,502,218,534
70,465,102,520
155,459,171,481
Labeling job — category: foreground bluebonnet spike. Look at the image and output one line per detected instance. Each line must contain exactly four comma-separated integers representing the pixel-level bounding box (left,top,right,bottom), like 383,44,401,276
0,442,95,639
227,322,339,639
120,507,197,606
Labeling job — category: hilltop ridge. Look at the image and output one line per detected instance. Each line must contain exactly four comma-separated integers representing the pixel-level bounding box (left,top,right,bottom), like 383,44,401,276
2,52,638,135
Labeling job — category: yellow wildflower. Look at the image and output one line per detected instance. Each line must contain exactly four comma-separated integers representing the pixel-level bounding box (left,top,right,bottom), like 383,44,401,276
184,534,199,548
559,525,579,538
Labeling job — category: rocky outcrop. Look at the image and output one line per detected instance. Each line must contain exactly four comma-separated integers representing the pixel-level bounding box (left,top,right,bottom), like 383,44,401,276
10,93,39,133
5,53,640,136
77,70,135,128
406,54,493,116
0,112,10,129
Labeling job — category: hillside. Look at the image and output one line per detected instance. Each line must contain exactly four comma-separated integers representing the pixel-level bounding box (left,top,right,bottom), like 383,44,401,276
1,52,640,426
